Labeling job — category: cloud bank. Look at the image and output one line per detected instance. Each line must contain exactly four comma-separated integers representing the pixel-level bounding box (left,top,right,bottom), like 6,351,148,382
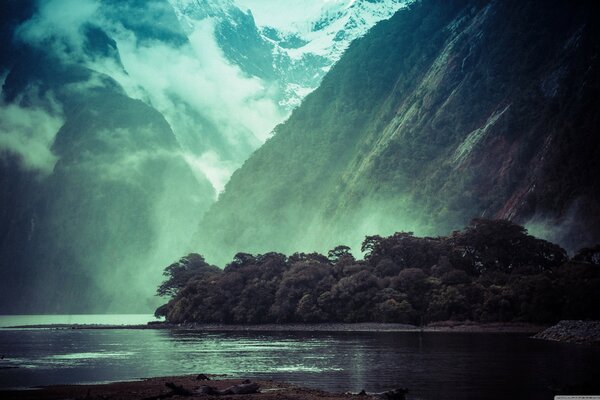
16,0,100,61
0,87,64,173
15,0,285,192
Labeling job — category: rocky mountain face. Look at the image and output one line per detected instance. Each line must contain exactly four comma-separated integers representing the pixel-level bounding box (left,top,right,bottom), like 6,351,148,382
195,0,600,265
0,0,403,312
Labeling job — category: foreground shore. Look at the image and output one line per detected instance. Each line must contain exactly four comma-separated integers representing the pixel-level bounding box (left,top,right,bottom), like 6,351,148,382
534,320,600,345
5,321,545,333
0,376,375,400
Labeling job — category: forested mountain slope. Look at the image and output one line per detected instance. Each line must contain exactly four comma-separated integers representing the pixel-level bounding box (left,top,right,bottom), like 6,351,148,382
196,0,600,264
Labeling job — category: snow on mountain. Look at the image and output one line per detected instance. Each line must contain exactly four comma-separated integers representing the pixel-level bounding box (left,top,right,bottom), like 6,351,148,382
169,0,408,109
274,0,407,60
264,0,409,108
169,0,241,34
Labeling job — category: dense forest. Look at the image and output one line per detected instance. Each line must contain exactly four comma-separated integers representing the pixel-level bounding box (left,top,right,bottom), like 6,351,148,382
156,219,600,324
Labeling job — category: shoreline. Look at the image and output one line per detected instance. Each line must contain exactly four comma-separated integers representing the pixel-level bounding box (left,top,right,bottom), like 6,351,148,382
2,321,545,333
0,376,364,400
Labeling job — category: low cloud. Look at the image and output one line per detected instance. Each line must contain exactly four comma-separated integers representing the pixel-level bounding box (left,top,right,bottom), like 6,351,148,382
0,90,64,173
16,0,100,61
14,0,286,192
182,150,236,196
96,16,285,165
4,0,288,310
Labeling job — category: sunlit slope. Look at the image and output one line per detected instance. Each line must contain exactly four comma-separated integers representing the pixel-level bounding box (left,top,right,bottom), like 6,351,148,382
196,0,600,265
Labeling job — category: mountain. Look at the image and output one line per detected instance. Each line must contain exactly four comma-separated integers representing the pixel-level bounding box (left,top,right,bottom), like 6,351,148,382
171,0,407,109
195,0,600,265
0,1,214,312
251,0,408,109
0,0,404,312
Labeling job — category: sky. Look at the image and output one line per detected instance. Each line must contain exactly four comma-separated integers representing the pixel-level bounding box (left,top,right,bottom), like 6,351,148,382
234,0,356,30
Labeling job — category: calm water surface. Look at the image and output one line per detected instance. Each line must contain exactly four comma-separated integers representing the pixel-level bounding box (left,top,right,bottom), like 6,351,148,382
0,320,598,400
0,314,159,327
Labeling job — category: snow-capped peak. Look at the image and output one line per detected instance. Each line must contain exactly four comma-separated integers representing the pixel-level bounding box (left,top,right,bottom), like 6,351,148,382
169,0,408,109
260,0,408,108
284,0,407,61
168,0,242,33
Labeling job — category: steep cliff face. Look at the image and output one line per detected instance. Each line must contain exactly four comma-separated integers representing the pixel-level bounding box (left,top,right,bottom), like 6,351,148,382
196,0,600,264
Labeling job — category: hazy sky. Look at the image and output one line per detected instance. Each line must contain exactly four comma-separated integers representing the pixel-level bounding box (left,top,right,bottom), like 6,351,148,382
234,0,356,29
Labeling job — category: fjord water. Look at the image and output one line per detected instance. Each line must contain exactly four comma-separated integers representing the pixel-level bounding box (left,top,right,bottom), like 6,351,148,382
1,324,599,400
0,314,159,328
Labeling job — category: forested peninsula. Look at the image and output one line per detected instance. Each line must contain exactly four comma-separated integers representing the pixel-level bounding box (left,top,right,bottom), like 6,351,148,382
156,219,600,325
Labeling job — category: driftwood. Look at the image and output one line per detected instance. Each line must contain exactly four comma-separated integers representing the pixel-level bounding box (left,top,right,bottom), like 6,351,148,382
165,382,194,396
351,388,408,400
372,388,409,400
142,382,195,400
222,382,260,395
197,385,219,395
197,382,260,396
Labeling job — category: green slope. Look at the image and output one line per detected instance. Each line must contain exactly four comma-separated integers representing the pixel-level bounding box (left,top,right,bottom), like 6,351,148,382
195,0,600,264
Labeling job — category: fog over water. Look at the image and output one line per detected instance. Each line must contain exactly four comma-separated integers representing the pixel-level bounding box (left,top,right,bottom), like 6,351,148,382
0,314,158,328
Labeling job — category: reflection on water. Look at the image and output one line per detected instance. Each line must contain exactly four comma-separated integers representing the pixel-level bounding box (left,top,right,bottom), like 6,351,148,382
0,328,599,400
47,352,136,360
0,314,158,327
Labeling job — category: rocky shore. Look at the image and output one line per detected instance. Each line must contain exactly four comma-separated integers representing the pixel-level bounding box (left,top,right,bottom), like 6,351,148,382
0,376,404,400
534,320,600,345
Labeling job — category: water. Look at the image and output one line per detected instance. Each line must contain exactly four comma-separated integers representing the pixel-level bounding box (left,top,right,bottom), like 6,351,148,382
0,314,158,327
1,325,599,400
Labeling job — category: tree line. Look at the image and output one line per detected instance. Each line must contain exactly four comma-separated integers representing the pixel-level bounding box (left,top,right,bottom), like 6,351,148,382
155,219,600,324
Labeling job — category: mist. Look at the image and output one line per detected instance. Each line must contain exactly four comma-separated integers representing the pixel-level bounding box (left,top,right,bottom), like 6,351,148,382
17,0,286,188
191,0,600,270
0,0,289,313
0,91,64,173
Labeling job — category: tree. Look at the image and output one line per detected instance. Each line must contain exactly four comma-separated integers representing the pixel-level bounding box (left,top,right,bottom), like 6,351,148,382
572,245,600,265
376,299,417,323
156,253,220,297
328,245,354,264
450,219,567,274
154,220,597,325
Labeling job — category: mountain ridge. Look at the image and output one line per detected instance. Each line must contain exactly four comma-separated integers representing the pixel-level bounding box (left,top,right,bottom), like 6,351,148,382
194,0,600,265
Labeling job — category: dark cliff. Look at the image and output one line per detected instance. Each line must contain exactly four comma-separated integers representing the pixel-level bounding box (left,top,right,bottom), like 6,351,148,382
195,0,600,264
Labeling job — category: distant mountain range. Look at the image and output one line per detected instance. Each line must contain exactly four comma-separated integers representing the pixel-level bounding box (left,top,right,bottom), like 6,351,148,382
195,0,600,265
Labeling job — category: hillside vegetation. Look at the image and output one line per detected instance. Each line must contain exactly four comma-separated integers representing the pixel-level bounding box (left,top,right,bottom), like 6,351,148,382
158,220,600,324
195,0,600,265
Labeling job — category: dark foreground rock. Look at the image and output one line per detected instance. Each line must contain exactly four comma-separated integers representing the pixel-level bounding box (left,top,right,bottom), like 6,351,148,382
534,320,600,345
0,376,390,400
